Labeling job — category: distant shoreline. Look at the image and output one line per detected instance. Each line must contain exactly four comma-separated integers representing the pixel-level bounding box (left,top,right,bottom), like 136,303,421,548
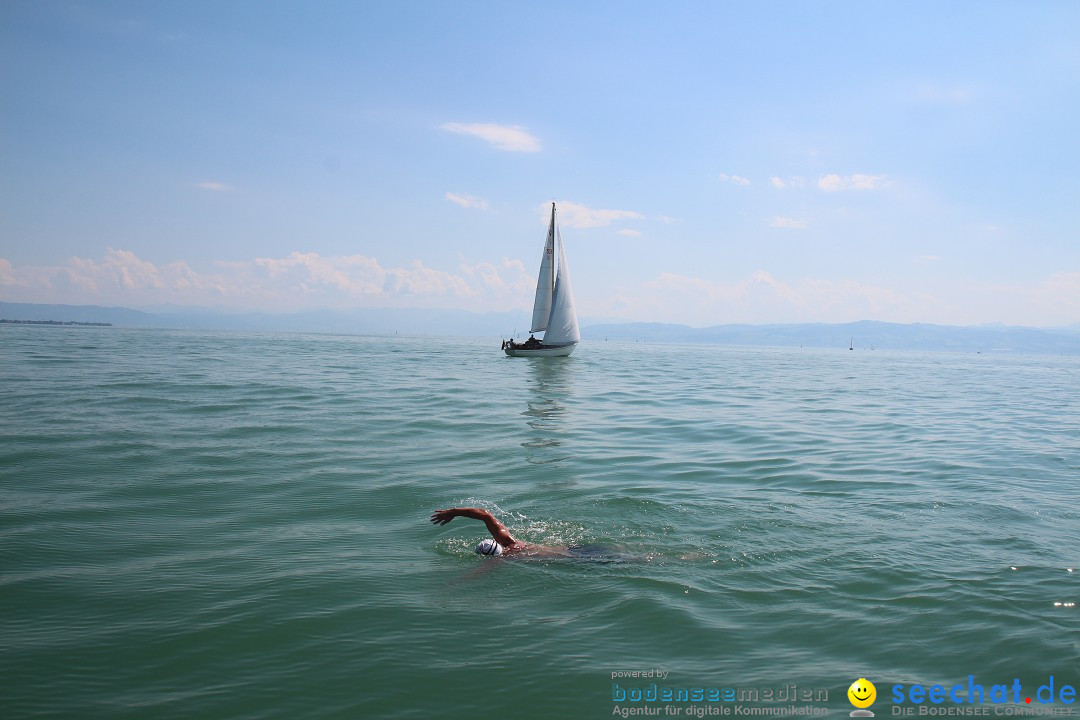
1,302,1077,354
0,319,112,327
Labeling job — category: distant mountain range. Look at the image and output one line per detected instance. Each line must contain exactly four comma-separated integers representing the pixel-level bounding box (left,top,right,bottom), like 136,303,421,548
3,302,1079,355
0,302,522,337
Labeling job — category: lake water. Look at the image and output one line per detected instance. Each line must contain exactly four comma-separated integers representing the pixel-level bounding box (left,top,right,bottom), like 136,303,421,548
2,327,1078,719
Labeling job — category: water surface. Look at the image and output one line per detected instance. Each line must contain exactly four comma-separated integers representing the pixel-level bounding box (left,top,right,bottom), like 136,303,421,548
2,327,1078,718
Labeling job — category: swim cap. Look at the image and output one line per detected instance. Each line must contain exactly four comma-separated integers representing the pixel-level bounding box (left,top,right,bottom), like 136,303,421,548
475,539,503,556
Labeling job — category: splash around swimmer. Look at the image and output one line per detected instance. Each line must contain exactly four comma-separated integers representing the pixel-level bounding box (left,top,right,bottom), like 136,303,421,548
430,507,568,558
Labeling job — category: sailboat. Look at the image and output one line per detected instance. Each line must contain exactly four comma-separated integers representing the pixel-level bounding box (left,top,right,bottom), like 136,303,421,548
503,203,580,357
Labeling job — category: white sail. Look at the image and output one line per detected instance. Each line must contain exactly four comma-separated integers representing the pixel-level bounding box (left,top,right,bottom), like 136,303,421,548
541,228,580,346
529,206,556,333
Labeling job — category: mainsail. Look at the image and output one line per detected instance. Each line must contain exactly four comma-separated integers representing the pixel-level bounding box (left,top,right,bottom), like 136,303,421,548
530,205,556,333
541,227,580,346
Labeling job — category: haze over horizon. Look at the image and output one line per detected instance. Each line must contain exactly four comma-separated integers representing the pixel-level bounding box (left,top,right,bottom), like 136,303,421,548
2,2,1078,328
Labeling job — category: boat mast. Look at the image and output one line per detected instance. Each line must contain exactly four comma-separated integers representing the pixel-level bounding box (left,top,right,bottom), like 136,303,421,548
549,203,557,293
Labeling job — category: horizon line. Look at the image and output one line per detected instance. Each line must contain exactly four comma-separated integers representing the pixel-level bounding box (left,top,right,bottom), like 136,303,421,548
1,300,1076,332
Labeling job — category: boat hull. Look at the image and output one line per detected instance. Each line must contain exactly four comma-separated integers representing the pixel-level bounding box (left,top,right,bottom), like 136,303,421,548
503,343,577,357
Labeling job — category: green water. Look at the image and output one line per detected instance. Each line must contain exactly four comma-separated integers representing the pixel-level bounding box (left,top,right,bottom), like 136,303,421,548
2,327,1078,719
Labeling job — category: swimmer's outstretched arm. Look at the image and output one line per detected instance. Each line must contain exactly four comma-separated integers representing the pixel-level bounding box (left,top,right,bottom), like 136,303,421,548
430,508,518,547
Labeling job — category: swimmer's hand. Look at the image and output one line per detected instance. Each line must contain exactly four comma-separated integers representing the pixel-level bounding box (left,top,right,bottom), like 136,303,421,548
430,509,459,525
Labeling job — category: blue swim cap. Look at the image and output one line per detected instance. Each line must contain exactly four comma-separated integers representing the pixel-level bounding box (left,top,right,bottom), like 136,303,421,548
476,539,503,556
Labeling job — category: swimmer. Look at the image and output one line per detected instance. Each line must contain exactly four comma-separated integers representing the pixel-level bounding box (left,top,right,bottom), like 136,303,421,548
430,507,569,558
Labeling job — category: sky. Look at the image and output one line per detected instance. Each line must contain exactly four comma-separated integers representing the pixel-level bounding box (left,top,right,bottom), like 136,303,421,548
1,1,1078,327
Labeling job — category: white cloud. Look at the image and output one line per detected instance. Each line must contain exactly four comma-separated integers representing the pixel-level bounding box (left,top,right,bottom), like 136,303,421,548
459,258,531,297
246,252,482,299
915,255,940,263
655,215,682,224
252,252,388,295
440,122,541,152
616,229,642,237
817,175,845,192
551,201,644,229
195,181,232,192
4,252,1076,327
459,261,504,292
849,174,888,190
58,249,221,296
719,173,751,186
769,216,808,229
818,174,889,191
0,249,537,312
445,192,488,210
770,176,806,189
390,259,474,296
0,258,21,287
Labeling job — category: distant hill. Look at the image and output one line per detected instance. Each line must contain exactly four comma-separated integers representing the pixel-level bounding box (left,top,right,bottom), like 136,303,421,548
3,302,1079,354
0,303,159,326
0,302,523,337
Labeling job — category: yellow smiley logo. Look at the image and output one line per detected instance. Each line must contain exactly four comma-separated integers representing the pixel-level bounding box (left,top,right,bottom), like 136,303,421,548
848,678,876,708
